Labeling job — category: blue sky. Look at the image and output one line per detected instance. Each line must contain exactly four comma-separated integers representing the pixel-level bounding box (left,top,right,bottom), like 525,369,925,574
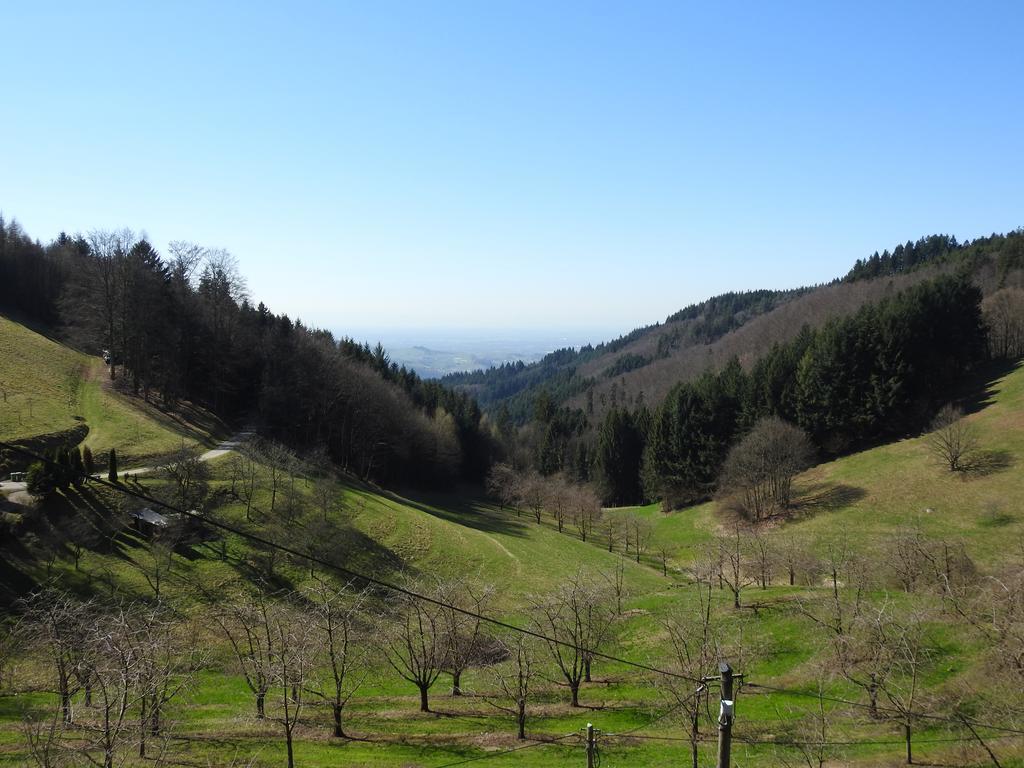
1,2,1022,338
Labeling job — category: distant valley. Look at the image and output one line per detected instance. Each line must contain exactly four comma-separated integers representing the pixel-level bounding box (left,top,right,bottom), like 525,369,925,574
340,327,616,378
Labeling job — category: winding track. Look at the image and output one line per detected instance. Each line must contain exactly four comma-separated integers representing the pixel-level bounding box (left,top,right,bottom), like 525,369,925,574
0,430,255,505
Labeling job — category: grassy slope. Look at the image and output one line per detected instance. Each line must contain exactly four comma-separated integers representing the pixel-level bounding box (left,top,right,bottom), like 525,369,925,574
2,316,1024,766
617,361,1024,572
0,314,222,465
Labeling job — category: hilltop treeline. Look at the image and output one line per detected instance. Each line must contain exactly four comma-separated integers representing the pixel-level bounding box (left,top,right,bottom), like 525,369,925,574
845,230,1024,281
0,217,493,486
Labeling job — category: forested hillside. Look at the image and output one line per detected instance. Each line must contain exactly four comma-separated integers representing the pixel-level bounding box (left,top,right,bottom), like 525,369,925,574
0,217,494,486
448,231,1024,427
451,231,1024,507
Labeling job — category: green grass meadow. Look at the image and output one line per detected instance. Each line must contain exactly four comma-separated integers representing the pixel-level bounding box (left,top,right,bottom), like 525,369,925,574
2,318,1024,766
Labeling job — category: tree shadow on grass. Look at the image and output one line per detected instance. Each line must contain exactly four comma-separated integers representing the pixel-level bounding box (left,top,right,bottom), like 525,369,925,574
960,359,1024,417
962,449,1014,477
789,483,867,520
380,488,532,540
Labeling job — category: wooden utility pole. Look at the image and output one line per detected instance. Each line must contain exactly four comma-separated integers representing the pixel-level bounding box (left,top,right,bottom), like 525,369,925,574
586,722,596,768
717,662,734,768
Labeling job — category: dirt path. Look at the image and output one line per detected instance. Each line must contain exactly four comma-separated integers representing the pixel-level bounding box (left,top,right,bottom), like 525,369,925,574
1,430,255,504
118,429,255,479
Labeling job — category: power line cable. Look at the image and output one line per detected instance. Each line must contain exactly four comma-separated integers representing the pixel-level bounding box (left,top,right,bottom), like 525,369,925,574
14,439,1023,744
604,685,705,740
0,440,702,684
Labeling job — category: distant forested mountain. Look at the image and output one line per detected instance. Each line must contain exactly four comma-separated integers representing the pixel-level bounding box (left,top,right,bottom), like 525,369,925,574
445,230,1024,428
0,216,494,487
448,229,1024,507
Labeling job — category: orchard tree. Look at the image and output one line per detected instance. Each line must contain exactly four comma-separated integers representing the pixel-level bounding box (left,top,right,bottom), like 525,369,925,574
380,579,447,712
304,579,369,738
529,571,613,706
213,589,278,719
441,580,495,696
488,634,538,740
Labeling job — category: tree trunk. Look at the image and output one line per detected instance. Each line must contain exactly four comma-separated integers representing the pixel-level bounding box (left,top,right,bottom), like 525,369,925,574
691,706,700,768
905,722,912,764
333,704,345,738
60,688,72,725
256,691,266,719
139,706,147,758
286,727,295,768
570,681,580,707
584,657,592,683
517,699,526,740
451,670,462,696
419,684,430,712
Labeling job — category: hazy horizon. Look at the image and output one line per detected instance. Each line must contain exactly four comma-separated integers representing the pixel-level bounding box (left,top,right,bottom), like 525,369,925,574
338,325,621,378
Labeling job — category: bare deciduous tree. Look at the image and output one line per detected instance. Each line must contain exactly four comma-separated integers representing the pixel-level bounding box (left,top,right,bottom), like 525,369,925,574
717,416,814,521
601,557,627,616
160,446,210,512
228,449,261,522
776,534,818,587
718,523,755,609
515,472,546,524
571,485,602,542
20,705,67,768
982,287,1024,360
773,681,838,768
927,404,979,472
304,579,369,738
486,462,519,513
625,514,653,564
529,571,613,706
131,604,202,759
76,608,144,768
543,476,572,533
441,579,495,696
136,536,176,601
661,579,719,768
600,515,622,553
380,579,447,712
213,590,277,719
257,440,297,517
488,634,538,740
748,529,774,589
268,605,315,768
21,592,91,725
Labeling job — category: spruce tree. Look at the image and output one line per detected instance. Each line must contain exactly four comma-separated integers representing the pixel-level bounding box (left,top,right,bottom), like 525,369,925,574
82,445,95,477
69,447,84,486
